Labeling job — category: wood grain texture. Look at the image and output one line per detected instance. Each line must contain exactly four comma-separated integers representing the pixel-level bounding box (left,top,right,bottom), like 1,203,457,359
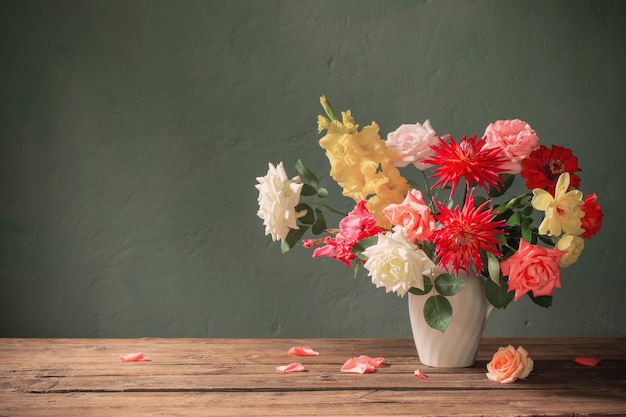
1,338,625,416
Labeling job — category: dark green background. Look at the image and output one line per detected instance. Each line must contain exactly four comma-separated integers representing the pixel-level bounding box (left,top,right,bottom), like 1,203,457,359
1,0,624,338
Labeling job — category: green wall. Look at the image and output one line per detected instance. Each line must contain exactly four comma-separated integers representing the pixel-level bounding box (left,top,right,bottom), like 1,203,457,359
1,0,624,338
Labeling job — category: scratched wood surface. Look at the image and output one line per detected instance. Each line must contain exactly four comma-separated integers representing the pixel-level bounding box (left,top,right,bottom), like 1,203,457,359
1,338,625,416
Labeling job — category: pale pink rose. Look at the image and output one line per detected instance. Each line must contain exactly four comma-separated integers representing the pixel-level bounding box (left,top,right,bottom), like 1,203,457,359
486,345,533,383
383,189,436,242
500,240,566,301
483,119,539,174
386,120,441,170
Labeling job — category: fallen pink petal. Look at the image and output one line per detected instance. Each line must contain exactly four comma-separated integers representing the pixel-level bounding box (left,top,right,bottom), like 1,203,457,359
414,369,431,381
573,356,601,367
357,355,385,367
119,352,151,362
288,346,319,356
276,362,306,373
340,355,385,374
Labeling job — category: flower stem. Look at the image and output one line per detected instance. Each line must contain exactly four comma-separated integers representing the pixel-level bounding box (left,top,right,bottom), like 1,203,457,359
307,201,348,217
420,170,436,212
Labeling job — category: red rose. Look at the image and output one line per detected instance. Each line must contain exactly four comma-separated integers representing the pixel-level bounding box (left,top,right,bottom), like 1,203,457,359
580,193,603,238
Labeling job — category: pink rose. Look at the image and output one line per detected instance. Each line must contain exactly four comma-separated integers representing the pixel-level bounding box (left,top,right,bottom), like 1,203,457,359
486,345,533,384
483,119,539,174
386,120,441,170
500,240,565,301
383,189,436,242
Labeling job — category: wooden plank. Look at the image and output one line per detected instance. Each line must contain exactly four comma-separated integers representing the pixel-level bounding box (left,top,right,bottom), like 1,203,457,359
1,390,625,417
2,359,624,393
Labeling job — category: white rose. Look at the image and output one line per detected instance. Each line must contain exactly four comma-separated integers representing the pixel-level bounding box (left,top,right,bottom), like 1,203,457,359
386,120,440,170
362,229,436,297
556,233,585,267
255,162,306,243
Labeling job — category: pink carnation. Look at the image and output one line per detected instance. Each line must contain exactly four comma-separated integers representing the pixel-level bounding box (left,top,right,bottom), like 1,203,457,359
383,189,435,242
483,119,539,174
312,200,382,267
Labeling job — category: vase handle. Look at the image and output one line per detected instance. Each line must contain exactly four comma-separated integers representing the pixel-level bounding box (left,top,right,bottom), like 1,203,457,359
484,304,495,327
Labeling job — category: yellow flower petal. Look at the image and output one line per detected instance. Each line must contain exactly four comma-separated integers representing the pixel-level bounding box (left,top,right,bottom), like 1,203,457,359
531,189,554,211
554,172,571,199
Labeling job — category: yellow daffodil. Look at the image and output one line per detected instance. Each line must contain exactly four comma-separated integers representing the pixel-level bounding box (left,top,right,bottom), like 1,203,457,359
531,173,584,236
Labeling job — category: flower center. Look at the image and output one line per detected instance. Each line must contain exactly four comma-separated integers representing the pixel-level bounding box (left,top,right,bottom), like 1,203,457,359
545,159,565,182
455,231,470,246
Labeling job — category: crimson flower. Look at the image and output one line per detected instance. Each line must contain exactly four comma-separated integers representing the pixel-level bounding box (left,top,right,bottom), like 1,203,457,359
580,192,603,238
521,145,581,194
423,134,508,197
427,191,506,276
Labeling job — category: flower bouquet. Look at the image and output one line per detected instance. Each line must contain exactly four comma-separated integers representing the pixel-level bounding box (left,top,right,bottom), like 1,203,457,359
256,96,603,333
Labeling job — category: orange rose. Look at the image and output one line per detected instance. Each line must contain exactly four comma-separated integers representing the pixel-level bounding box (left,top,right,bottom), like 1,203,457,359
486,345,533,383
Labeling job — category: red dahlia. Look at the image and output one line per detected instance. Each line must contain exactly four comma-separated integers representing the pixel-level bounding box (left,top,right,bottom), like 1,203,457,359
521,145,581,194
423,134,508,197
427,191,506,276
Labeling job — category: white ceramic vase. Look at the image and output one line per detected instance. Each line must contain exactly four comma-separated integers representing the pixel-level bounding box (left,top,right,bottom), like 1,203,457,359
408,272,493,368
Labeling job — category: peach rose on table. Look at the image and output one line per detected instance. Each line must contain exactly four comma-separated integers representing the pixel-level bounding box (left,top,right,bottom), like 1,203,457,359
486,345,534,383
386,120,441,170
383,189,436,242
500,240,566,301
483,119,539,174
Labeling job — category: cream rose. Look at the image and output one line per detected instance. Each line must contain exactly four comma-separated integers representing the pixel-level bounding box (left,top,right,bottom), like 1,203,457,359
486,345,534,384
362,229,436,297
556,234,585,267
386,120,440,170
483,119,539,174
255,162,306,243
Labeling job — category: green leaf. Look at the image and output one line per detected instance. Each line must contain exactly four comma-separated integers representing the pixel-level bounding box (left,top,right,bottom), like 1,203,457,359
300,184,317,197
473,195,488,208
529,293,552,308
351,236,379,260
423,295,452,333
409,275,433,296
295,203,315,225
311,209,327,234
434,273,466,296
521,216,532,243
280,226,309,253
489,173,515,198
537,234,555,246
485,275,514,308
522,205,534,217
486,252,501,286
295,159,319,189
506,211,521,226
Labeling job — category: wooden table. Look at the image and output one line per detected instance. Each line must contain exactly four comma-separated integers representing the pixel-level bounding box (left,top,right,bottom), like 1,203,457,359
1,338,625,416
